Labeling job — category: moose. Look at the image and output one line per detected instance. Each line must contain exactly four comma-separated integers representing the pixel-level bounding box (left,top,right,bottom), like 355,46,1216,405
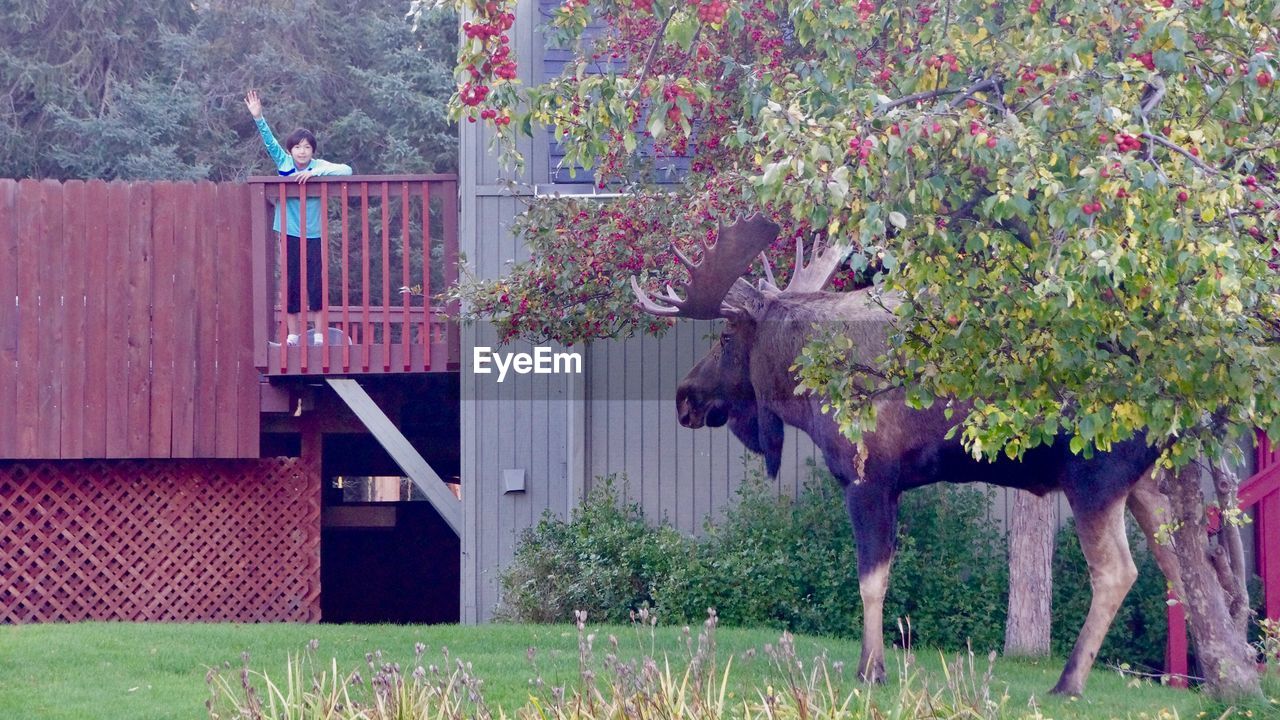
632,215,1183,696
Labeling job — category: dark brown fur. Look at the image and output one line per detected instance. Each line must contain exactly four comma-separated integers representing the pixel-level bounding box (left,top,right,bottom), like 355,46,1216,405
677,287,1181,696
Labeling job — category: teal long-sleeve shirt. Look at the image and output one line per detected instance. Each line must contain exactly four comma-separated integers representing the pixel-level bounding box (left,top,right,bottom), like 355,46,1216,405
255,116,352,238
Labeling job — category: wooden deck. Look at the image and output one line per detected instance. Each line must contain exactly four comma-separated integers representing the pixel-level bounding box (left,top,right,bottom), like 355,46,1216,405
0,175,459,461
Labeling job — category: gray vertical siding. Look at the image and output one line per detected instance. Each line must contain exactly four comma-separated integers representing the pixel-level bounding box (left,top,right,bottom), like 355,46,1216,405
459,0,603,621
580,326,816,533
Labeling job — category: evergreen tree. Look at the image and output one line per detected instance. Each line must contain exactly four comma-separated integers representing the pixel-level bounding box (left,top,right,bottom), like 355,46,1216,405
0,0,457,181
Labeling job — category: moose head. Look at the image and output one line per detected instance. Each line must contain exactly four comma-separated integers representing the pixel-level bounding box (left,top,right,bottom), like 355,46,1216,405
633,216,849,479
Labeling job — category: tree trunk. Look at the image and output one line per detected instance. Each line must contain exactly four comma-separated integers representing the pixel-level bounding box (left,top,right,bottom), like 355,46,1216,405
1004,490,1055,656
1163,465,1261,701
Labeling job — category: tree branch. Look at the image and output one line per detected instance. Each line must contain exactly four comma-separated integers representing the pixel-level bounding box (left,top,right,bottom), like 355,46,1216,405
628,6,680,101
1141,132,1220,175
1137,75,1166,121
1210,458,1251,631
1096,340,1140,363
876,86,963,114
946,187,1034,250
948,76,1000,109
995,216,1034,250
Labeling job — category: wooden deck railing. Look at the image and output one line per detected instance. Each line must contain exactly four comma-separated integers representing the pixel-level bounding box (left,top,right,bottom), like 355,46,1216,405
248,175,459,375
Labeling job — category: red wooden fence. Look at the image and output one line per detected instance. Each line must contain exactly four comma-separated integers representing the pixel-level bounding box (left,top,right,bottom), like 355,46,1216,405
248,175,460,376
0,457,321,622
1165,437,1280,684
0,179,259,461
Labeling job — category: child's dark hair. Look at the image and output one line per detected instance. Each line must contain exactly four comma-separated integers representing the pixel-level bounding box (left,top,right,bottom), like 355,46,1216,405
285,128,317,153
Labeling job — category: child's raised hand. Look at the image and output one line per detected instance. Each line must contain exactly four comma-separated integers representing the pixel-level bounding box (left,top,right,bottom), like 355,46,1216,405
244,90,263,119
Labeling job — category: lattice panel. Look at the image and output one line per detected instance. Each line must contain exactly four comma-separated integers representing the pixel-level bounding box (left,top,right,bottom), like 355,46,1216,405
0,458,321,623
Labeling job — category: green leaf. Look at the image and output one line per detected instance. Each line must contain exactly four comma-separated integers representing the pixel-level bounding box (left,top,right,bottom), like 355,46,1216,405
666,12,698,50
1069,435,1085,455
648,113,667,140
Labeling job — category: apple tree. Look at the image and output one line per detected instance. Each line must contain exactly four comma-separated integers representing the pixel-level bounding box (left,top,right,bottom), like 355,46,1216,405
423,0,1280,699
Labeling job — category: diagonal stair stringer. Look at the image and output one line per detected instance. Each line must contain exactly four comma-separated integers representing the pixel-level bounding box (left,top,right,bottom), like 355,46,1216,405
326,378,462,536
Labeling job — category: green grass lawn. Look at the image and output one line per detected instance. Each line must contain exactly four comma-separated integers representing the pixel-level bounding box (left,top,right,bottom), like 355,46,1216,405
0,622,1275,719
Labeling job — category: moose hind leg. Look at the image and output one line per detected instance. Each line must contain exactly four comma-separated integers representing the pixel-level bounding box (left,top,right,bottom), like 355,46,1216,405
847,484,900,684
1125,470,1185,602
1051,495,1137,696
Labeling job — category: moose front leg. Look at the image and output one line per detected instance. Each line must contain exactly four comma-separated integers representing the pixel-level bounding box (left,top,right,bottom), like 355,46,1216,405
846,483,900,683
1051,494,1137,696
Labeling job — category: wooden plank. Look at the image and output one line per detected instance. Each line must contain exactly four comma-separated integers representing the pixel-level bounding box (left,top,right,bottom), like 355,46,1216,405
170,182,197,457
0,180,17,458
125,183,153,457
249,173,458,185
193,181,219,457
340,182,351,372
1239,461,1280,508
14,181,43,457
531,361,550,529
212,183,240,458
674,324,694,533
229,183,259,458
82,180,110,457
277,184,289,372
1259,493,1280,621
361,184,371,372
510,192,536,537
420,182,431,371
33,180,64,458
442,181,459,370
401,183,411,371
60,180,87,459
319,182,330,373
149,182,177,457
380,182,391,371
104,182,132,457
298,184,309,375
641,335,660,519
249,183,269,369
1165,594,1189,686
326,378,462,535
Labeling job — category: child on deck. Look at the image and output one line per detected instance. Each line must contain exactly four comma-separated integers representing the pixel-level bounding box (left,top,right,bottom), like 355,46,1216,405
244,89,352,344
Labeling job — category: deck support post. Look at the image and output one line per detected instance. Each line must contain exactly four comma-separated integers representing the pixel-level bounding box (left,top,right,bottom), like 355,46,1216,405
325,378,462,536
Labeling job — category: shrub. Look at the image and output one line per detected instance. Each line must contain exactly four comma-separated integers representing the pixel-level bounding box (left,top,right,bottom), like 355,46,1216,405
886,483,1009,652
496,475,692,624
498,464,1010,656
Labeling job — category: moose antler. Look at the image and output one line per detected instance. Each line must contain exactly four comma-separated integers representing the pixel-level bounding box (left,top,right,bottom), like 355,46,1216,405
631,215,781,319
756,234,852,294
783,235,852,293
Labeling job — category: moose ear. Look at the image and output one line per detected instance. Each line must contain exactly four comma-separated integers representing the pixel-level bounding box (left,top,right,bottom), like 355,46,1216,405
722,277,765,320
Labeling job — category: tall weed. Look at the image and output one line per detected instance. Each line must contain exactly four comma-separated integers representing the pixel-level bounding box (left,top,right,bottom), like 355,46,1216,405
206,612,1022,720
